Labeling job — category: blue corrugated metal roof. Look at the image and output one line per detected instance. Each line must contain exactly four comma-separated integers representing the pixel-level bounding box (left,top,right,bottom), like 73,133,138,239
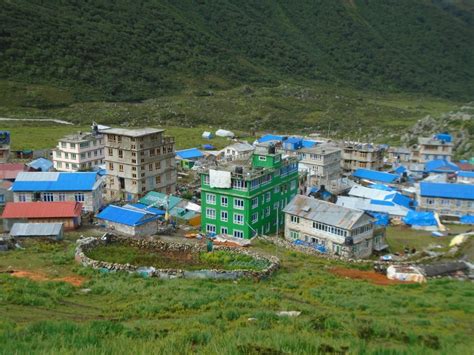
420,182,474,200
302,140,317,148
27,158,53,172
369,183,394,191
394,166,407,175
176,148,204,160
12,172,98,192
424,159,459,173
97,205,160,226
258,134,285,143
458,171,474,178
434,133,452,142
391,193,414,208
128,203,166,215
353,169,399,183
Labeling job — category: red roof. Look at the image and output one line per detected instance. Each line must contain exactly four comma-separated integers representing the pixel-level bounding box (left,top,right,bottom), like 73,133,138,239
1,201,82,219
456,163,474,171
0,163,27,180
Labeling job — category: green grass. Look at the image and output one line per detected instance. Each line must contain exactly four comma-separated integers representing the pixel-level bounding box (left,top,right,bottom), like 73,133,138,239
386,224,471,254
0,235,473,353
86,243,269,271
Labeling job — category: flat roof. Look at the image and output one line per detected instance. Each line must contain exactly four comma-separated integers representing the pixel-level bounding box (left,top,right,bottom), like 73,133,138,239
103,128,164,137
299,145,341,155
60,132,101,143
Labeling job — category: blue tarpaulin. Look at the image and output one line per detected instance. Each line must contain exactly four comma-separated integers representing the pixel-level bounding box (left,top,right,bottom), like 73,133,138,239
367,212,390,226
402,210,437,226
435,133,452,142
202,144,215,150
460,215,474,225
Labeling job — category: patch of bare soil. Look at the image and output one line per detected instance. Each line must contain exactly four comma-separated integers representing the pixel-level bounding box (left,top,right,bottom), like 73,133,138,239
10,270,86,287
330,267,409,286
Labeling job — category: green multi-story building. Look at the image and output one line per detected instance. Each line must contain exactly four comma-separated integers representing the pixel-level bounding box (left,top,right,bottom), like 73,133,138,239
200,147,299,239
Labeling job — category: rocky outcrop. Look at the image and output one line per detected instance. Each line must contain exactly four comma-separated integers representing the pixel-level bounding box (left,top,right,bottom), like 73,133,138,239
75,235,279,280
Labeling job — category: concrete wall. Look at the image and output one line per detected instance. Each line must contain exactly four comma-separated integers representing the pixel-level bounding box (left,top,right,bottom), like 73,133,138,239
418,196,474,217
13,189,102,212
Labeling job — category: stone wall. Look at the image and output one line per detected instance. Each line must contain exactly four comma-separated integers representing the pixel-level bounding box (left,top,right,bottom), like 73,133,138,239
75,235,279,280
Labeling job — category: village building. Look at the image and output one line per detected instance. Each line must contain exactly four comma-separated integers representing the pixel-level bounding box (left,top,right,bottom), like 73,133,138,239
352,168,401,185
10,223,64,241
457,171,474,184
424,159,459,174
411,134,453,163
53,131,105,172
283,195,385,258
221,142,255,161
2,201,82,231
11,171,103,212
340,142,385,173
298,145,342,185
176,148,204,169
104,128,176,202
27,158,54,172
0,131,11,163
0,180,13,206
387,146,411,164
0,163,28,181
96,205,161,237
417,182,474,217
200,146,299,239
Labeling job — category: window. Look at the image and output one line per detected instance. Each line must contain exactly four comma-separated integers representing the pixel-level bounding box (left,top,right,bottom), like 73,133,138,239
149,164,153,171
290,180,297,190
206,224,216,234
61,142,67,148
221,211,228,222
251,212,258,223
58,192,66,201
265,191,271,202
274,186,280,193
273,202,279,210
206,193,216,205
203,175,210,185
233,230,244,238
258,155,267,161
42,192,54,202
265,206,270,217
108,148,113,156
290,215,300,223
0,194,4,203
221,227,228,235
70,143,76,149
18,193,27,202
221,196,228,207
252,197,258,208
426,198,434,205
290,230,300,239
232,179,245,190
108,163,114,171
206,208,216,219
80,142,89,148
119,165,124,172
155,176,161,184
234,198,244,209
233,213,244,225
56,151,62,158
155,162,161,170
118,150,123,158
74,192,85,202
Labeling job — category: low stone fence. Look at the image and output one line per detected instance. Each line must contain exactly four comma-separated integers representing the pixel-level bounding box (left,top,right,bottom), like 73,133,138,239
75,235,279,280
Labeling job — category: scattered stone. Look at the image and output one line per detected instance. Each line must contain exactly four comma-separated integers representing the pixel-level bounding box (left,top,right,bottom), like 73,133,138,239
276,311,301,317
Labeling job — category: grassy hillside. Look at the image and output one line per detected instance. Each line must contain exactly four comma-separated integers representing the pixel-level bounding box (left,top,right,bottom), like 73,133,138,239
0,236,473,353
0,0,473,102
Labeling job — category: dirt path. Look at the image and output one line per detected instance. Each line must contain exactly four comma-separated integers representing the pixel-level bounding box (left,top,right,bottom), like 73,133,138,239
0,117,73,125
9,270,86,287
330,267,410,286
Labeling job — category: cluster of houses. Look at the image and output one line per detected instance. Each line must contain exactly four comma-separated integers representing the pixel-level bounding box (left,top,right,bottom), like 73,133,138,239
0,126,472,259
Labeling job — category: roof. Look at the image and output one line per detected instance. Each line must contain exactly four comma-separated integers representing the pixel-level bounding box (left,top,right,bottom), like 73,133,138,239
96,205,160,226
458,171,474,178
353,169,399,183
418,135,453,145
425,159,459,173
388,146,411,154
139,191,182,210
2,201,82,219
258,134,285,143
176,148,204,160
10,223,63,237
226,142,254,153
60,131,101,143
126,203,166,215
337,196,410,217
302,140,317,148
456,162,474,171
27,158,53,172
12,172,99,192
420,182,474,200
0,163,27,180
0,180,12,189
300,145,340,155
103,127,163,137
283,195,371,230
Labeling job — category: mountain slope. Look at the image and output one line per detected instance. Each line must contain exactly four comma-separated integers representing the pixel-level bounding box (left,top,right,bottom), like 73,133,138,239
0,0,473,101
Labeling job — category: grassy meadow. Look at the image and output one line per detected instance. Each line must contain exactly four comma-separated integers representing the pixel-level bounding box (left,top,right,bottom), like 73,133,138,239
0,233,473,354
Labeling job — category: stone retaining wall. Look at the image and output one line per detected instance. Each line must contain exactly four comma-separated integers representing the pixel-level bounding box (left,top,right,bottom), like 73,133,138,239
75,235,279,280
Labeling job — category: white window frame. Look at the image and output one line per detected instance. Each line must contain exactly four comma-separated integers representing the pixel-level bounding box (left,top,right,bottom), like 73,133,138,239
251,212,258,223
221,227,228,235
206,208,216,219
252,197,258,208
206,193,216,205
221,196,228,207
233,230,244,238
221,210,228,222
290,215,299,223
74,192,85,202
258,156,267,161
265,191,271,202
234,198,244,210
233,213,244,225
206,224,216,233
42,192,54,202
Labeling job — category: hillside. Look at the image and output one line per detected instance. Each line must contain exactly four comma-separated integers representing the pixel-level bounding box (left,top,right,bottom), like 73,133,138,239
1,0,473,102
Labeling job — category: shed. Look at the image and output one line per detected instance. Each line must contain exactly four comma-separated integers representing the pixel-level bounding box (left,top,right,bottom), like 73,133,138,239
96,205,161,237
10,223,64,240
27,158,54,172
202,131,214,139
215,129,235,138
424,159,459,174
